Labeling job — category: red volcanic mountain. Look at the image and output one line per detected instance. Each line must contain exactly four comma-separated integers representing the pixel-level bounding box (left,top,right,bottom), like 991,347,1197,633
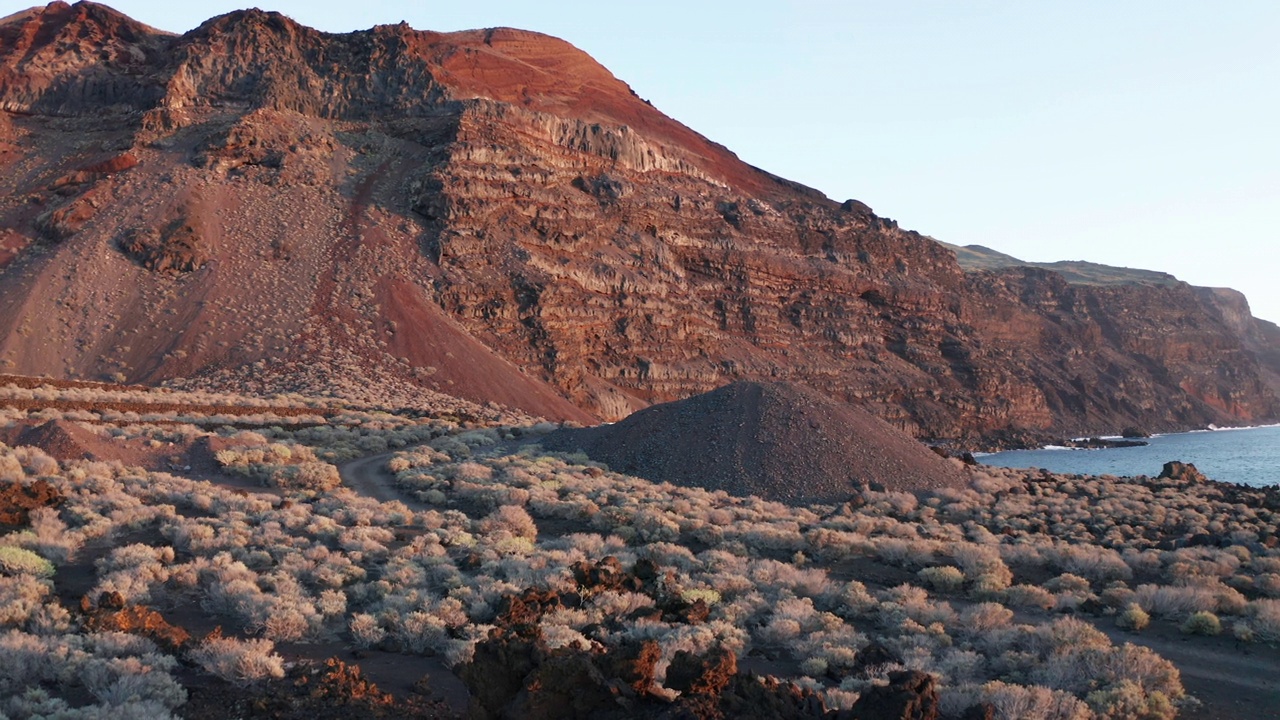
0,2,1277,442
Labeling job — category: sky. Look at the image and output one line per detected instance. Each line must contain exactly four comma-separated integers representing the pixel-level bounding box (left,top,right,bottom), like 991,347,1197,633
7,1,1279,321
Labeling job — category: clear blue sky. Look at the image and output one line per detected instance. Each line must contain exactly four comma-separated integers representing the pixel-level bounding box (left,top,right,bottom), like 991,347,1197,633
8,1,1279,321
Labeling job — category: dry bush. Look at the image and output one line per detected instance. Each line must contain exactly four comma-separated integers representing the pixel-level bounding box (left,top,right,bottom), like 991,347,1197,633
189,632,285,684
0,575,52,628
959,602,1014,633
1133,584,1218,618
918,566,965,593
1245,599,1280,643
478,505,538,542
943,680,1090,720
951,544,1013,597
1004,584,1056,610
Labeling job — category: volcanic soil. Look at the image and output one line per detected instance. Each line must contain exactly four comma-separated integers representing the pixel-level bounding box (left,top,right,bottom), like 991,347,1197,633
541,380,968,504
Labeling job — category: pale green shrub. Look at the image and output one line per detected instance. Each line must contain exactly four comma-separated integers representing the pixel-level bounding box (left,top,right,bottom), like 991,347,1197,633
1085,680,1177,720
918,566,965,593
0,546,55,578
1116,604,1150,631
1180,611,1221,635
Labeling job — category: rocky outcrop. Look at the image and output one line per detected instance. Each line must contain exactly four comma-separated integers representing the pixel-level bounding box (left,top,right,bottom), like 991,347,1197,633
0,1,170,115
842,670,939,720
81,600,191,652
119,211,206,273
459,557,841,720
0,478,64,526
0,2,1276,443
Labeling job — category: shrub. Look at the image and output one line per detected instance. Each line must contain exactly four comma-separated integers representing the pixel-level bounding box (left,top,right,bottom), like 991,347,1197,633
80,655,187,710
682,588,722,606
1181,611,1221,636
964,680,1091,720
1086,680,1177,720
275,462,342,490
0,575,51,627
960,602,1014,633
1044,574,1091,595
1249,599,1280,643
918,566,965,593
349,613,386,648
1133,584,1217,617
1116,604,1150,632
953,544,1013,596
479,505,538,542
0,453,22,481
0,547,55,578
1004,585,1056,610
799,657,828,677
188,632,285,684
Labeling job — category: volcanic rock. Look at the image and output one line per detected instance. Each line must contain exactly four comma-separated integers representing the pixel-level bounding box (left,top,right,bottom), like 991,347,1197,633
83,602,190,652
118,211,207,274
841,670,939,720
460,557,846,720
1157,461,1209,484
0,477,63,526
541,381,967,503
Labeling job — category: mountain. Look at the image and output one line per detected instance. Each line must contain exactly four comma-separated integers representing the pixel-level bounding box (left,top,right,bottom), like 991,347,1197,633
0,1,1277,444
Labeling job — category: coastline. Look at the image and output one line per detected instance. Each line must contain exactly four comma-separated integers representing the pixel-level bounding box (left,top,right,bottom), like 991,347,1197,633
979,424,1280,488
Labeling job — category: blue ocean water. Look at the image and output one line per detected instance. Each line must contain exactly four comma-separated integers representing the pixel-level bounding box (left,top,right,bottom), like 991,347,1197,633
979,425,1280,487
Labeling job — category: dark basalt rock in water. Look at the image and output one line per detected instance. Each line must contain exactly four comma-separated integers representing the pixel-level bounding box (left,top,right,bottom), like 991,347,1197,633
541,380,967,504
1158,461,1209,483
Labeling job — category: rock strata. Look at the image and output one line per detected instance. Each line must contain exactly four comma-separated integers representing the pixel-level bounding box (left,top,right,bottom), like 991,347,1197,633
0,2,1277,443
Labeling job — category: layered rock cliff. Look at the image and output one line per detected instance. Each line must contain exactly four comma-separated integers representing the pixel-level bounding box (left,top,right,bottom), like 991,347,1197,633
0,2,1276,443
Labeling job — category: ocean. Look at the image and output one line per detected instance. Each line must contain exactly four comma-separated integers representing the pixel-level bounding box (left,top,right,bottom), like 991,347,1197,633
979,425,1280,487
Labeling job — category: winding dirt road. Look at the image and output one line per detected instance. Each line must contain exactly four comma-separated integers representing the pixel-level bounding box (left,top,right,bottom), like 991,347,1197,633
338,450,420,506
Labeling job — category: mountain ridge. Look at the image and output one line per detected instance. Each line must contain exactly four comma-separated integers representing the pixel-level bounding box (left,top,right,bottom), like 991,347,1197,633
0,2,1276,445
941,242,1182,288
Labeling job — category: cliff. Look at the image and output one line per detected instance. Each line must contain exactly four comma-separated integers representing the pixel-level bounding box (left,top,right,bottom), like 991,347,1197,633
0,2,1276,443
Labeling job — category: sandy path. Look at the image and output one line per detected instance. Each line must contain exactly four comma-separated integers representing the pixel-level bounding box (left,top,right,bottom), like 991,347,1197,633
1096,622,1280,720
338,450,412,505
337,438,543,509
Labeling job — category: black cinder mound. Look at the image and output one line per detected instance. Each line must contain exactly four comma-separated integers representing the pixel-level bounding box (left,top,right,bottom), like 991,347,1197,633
541,381,966,504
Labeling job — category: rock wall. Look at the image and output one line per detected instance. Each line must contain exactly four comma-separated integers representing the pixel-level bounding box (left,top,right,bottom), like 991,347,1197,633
0,2,1275,443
